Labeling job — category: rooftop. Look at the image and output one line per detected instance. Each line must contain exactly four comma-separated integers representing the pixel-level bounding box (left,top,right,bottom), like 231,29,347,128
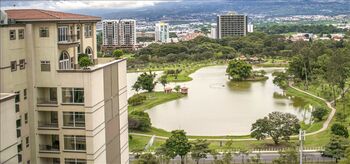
5,9,101,22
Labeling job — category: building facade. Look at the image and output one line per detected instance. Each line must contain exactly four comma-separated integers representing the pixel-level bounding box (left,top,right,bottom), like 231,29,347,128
0,9,129,164
217,13,248,39
101,19,136,53
0,93,18,164
155,22,169,43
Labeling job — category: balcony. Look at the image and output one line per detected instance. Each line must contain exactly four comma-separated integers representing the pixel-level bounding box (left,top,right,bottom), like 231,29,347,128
58,34,79,49
38,111,58,129
37,87,57,106
39,134,60,153
39,158,60,164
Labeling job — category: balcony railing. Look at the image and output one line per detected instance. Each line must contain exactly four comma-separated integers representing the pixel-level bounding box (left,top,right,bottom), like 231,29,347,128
37,98,58,106
39,144,60,153
58,34,78,44
38,121,59,129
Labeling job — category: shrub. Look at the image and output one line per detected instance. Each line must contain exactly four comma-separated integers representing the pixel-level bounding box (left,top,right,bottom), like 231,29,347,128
128,111,151,131
128,94,147,106
78,56,93,68
311,107,328,121
331,123,349,138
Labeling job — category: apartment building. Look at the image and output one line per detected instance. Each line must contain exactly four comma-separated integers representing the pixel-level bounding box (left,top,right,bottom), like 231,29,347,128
0,9,129,164
101,19,136,54
155,22,169,43
0,93,18,164
217,13,248,39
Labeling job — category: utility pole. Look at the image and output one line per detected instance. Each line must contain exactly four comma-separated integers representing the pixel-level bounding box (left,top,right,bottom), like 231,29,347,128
299,129,305,164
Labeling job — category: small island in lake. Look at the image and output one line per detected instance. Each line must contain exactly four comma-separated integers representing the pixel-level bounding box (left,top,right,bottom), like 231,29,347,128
226,59,268,81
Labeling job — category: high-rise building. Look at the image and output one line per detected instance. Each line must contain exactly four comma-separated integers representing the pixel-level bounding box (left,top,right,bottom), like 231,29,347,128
217,13,248,39
102,20,119,46
210,26,217,39
155,22,169,43
0,9,129,164
119,19,136,47
248,24,254,33
0,93,18,164
101,19,136,53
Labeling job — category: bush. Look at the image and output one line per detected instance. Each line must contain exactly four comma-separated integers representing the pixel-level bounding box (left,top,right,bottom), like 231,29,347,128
128,94,147,106
78,56,93,68
128,111,151,131
311,107,328,121
331,123,349,138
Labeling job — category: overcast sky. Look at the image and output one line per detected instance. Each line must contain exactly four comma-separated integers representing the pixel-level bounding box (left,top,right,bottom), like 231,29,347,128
0,0,179,10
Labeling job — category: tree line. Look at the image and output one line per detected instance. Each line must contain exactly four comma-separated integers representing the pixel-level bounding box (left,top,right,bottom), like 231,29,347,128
256,24,348,35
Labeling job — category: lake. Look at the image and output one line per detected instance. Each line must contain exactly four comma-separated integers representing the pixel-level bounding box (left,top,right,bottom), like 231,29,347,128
128,65,312,136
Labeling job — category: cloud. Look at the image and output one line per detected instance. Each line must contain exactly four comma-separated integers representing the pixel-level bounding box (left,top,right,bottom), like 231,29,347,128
0,0,178,10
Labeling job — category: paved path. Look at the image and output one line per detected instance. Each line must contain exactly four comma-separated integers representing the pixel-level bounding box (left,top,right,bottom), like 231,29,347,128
130,85,346,141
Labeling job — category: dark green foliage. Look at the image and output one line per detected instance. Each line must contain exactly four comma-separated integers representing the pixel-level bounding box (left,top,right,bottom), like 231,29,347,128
128,94,147,106
133,72,157,92
113,49,124,58
273,72,289,89
78,56,93,68
128,111,151,131
331,123,349,138
163,130,191,164
190,139,210,164
256,24,346,35
226,60,252,81
311,107,328,121
251,112,300,145
323,135,349,163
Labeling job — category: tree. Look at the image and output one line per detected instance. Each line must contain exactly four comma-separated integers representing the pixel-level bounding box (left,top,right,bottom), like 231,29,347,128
323,135,349,163
251,112,300,145
134,72,157,92
128,94,147,106
159,75,168,88
190,139,210,164
113,49,124,58
340,147,350,164
78,56,93,68
331,123,349,138
272,148,298,164
132,82,142,93
226,60,252,81
164,130,191,164
128,111,151,131
174,85,181,92
135,153,157,164
273,72,289,89
311,107,328,121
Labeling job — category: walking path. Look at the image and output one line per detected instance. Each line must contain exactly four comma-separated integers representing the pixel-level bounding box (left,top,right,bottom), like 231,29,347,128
130,85,346,141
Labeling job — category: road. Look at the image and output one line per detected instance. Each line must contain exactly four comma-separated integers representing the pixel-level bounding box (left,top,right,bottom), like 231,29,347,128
130,152,335,163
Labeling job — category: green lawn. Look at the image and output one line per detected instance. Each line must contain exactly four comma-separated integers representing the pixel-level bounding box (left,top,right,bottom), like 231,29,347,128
128,92,186,113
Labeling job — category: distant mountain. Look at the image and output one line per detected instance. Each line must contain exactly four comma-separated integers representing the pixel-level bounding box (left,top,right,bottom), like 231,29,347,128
68,0,350,21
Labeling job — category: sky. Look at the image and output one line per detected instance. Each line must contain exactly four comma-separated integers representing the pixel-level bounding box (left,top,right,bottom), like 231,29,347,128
0,0,180,10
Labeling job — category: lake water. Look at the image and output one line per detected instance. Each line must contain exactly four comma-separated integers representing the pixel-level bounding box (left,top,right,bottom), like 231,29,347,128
128,65,312,136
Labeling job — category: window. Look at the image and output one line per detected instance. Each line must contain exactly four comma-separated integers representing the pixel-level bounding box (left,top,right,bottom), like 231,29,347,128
62,88,84,104
39,27,49,37
76,25,81,40
18,154,22,163
15,91,20,103
11,61,17,72
25,113,28,124
77,44,81,54
10,30,16,40
63,112,85,128
17,143,22,152
59,51,71,70
40,61,51,72
24,89,27,100
65,158,87,164
18,29,24,39
64,135,86,151
84,24,92,38
26,137,29,147
58,26,69,42
85,47,93,59
19,59,25,70
15,104,19,113
27,160,30,164
16,128,21,138
16,119,21,128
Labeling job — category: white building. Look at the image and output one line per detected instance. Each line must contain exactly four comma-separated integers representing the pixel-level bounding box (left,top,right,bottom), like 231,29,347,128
102,20,119,46
119,19,137,47
155,22,169,43
210,26,217,39
248,24,254,33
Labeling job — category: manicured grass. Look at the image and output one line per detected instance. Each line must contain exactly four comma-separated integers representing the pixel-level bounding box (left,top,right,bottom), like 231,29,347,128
255,58,289,67
128,92,186,113
129,135,165,152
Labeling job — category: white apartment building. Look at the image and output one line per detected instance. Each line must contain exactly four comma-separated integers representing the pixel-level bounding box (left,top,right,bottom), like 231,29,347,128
102,19,136,52
155,22,169,43
102,20,119,46
0,93,18,164
210,26,217,39
217,13,248,39
119,19,136,47
0,9,129,164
